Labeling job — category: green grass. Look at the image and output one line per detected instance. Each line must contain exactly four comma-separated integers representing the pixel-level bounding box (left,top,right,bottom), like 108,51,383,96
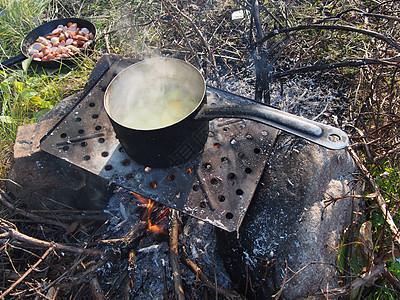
0,0,54,58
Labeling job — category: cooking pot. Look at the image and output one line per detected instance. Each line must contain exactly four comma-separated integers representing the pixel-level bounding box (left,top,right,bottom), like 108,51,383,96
0,18,96,68
104,57,348,168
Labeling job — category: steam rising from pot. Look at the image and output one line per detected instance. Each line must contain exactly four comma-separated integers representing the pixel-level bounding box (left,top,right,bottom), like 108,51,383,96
105,58,205,130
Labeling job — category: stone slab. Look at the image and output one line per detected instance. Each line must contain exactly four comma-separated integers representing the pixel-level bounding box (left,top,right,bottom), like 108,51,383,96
216,134,358,298
6,55,125,210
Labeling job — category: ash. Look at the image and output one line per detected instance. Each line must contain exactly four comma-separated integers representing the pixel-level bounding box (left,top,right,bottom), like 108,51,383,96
210,69,351,127
269,75,352,130
180,217,234,293
96,187,233,298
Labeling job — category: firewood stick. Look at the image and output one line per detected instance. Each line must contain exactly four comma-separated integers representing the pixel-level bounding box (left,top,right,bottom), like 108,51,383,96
100,220,147,245
0,246,53,299
169,209,184,300
162,265,168,299
0,218,103,256
89,276,106,300
43,258,105,293
181,253,244,299
124,249,136,300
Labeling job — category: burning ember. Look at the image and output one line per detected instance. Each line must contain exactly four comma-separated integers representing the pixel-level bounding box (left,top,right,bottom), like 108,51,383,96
131,191,170,235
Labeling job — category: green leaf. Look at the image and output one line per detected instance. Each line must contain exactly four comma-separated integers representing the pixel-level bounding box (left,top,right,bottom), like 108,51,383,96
27,76,41,86
30,95,53,109
22,57,32,72
19,88,37,100
35,108,50,120
387,258,400,281
0,81,11,93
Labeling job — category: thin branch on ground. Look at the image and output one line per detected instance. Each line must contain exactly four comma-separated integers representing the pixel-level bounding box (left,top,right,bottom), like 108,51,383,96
181,251,245,299
322,262,388,298
161,0,201,69
0,218,103,256
272,58,400,78
167,1,217,70
89,276,106,300
0,246,53,299
169,209,184,300
99,220,147,246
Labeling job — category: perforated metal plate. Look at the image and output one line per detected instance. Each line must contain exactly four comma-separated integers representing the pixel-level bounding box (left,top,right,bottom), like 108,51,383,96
40,60,278,231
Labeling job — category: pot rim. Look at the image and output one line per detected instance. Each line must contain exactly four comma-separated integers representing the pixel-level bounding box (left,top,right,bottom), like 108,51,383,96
104,57,206,131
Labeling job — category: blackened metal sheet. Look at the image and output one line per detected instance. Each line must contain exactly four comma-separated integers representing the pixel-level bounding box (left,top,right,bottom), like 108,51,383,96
40,60,278,232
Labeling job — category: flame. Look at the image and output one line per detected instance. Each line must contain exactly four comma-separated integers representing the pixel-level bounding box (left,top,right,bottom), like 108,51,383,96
150,181,157,188
131,191,168,235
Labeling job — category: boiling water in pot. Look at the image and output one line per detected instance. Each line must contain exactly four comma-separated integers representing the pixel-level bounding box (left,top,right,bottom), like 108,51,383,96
107,82,199,130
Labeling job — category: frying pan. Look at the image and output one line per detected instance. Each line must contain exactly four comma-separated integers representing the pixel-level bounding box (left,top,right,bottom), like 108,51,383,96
0,18,96,69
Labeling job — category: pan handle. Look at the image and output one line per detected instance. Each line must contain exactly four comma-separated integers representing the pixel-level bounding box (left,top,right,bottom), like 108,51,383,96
0,54,26,68
195,104,349,150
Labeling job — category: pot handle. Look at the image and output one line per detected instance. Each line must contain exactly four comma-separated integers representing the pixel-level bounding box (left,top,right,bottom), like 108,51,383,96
0,54,26,68
195,104,348,150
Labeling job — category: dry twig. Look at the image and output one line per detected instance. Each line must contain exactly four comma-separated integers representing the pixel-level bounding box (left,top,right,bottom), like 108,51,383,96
124,249,136,299
347,146,400,247
161,0,201,69
100,220,147,245
322,262,387,298
258,24,400,52
182,252,244,299
0,218,103,256
89,276,106,300
169,209,184,300
272,260,288,299
272,58,400,78
167,1,217,69
0,246,53,299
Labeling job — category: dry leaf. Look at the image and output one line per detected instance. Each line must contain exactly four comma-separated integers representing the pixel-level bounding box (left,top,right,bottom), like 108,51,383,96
358,221,374,265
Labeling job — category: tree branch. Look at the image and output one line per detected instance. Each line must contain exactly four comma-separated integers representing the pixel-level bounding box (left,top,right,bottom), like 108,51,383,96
272,58,400,78
169,210,184,300
257,24,400,52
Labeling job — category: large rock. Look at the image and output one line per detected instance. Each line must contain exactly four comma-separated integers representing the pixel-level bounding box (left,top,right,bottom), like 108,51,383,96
8,93,113,210
6,55,124,210
216,134,358,298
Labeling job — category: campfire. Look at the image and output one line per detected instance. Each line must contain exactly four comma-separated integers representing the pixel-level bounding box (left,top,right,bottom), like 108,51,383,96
132,191,170,235
5,0,398,297
1,53,357,299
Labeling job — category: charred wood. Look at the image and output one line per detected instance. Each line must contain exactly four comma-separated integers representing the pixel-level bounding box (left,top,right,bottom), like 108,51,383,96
181,251,244,299
169,210,184,300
